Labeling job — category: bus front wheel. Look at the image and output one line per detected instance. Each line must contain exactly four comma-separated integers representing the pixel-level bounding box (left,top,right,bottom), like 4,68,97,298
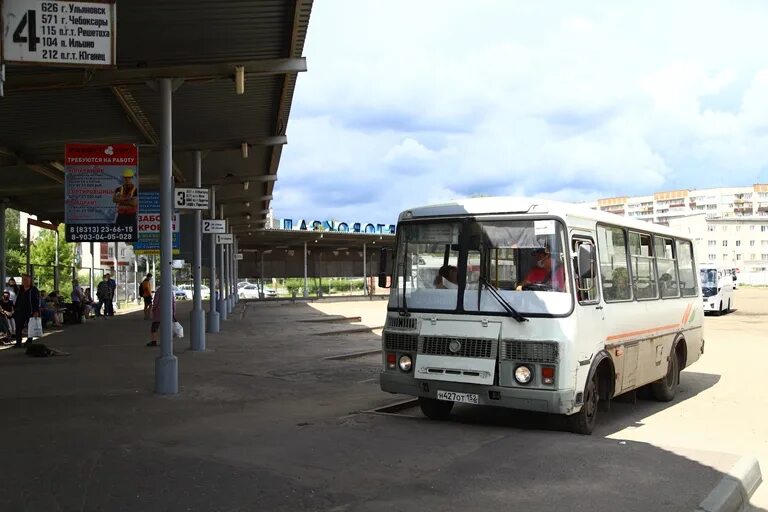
569,374,599,435
418,397,454,420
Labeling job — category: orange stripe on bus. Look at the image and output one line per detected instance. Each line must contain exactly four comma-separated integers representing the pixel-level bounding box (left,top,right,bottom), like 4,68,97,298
681,303,692,325
606,324,680,342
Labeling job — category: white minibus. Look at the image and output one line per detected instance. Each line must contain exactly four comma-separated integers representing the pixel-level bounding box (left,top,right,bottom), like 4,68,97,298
699,264,734,315
379,198,704,434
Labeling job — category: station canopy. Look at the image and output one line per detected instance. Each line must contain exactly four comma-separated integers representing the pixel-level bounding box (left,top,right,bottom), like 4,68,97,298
0,0,313,249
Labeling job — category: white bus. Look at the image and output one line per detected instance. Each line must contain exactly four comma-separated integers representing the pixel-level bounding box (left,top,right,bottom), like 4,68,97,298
699,264,734,315
379,198,704,434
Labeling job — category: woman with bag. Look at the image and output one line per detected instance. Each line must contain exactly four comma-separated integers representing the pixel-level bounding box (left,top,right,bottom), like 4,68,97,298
146,285,177,347
13,274,41,348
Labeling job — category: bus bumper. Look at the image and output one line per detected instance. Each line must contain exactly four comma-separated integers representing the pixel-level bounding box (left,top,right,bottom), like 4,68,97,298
380,372,577,415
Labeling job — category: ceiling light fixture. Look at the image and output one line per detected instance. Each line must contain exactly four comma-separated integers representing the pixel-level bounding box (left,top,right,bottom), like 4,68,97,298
243,181,249,191
235,65,245,95
241,142,249,159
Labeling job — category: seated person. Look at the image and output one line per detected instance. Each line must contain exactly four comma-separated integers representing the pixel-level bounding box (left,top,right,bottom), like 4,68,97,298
1,290,15,340
40,291,62,328
83,287,95,318
516,247,565,291
605,267,631,300
434,265,458,289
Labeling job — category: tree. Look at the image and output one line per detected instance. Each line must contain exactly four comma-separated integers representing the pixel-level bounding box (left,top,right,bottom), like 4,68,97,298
30,224,75,294
4,209,25,277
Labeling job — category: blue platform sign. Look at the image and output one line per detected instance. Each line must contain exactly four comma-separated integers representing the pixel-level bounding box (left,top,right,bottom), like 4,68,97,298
134,191,180,255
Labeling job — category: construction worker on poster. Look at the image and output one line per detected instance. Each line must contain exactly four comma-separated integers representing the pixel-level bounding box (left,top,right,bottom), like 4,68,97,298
113,168,139,226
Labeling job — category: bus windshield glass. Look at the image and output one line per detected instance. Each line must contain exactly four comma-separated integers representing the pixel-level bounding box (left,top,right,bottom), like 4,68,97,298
699,268,719,297
389,219,571,315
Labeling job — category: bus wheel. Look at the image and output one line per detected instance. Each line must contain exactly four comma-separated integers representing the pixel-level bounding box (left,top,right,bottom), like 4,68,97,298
418,397,454,420
717,301,723,316
569,374,599,435
727,299,731,314
651,350,679,402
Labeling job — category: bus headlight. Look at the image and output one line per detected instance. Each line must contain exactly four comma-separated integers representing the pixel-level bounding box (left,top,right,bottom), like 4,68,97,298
514,365,532,385
398,355,413,372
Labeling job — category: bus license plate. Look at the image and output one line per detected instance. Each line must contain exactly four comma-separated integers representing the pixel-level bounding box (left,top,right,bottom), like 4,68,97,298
437,390,479,405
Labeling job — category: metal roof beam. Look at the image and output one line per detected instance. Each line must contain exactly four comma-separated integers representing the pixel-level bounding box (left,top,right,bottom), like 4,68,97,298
0,146,65,184
5,58,308,92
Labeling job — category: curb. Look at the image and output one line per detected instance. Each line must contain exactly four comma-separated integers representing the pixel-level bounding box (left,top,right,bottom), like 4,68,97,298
696,456,762,512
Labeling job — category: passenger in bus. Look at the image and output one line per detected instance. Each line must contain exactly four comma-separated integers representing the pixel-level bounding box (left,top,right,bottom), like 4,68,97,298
605,267,631,300
516,247,565,291
434,265,459,289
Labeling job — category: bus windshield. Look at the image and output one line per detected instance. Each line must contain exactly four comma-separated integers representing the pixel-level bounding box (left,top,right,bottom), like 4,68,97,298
699,268,719,297
389,218,572,315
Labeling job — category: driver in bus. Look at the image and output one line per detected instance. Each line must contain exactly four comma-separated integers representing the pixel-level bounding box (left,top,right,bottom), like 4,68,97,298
516,247,565,291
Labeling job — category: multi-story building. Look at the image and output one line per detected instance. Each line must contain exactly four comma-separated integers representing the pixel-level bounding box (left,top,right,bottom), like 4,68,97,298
585,184,768,283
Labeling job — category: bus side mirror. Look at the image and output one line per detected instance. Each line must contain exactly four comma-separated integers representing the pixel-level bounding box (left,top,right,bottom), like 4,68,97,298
378,248,390,289
577,243,595,279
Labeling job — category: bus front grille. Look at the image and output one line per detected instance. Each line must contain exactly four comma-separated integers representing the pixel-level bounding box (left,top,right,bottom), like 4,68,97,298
386,317,418,330
420,337,494,359
501,340,559,363
383,331,418,352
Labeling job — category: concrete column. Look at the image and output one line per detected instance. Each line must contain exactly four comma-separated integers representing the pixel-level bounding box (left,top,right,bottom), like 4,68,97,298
218,205,228,320
151,256,156,291
231,238,237,305
155,77,178,395
54,229,60,293
228,236,235,309
363,243,367,296
207,186,220,333
233,238,238,305
112,241,118,308
26,221,31,275
133,258,138,304
190,150,205,350
89,242,94,292
303,242,308,298
0,206,5,287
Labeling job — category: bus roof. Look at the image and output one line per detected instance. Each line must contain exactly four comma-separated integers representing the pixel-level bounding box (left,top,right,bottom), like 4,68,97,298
399,196,692,240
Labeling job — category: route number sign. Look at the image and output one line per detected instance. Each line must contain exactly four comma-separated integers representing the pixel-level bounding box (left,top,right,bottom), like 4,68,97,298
202,220,226,234
1,0,116,66
174,188,209,210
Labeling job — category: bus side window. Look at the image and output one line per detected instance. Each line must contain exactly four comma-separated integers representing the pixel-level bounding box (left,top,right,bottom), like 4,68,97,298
572,237,599,304
597,225,633,302
676,239,698,296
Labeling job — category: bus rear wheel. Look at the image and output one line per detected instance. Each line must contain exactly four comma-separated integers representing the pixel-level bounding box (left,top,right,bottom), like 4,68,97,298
569,374,599,435
418,397,454,420
651,350,679,402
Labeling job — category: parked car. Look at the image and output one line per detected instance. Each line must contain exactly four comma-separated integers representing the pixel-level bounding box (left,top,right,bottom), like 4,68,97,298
172,286,188,301
238,284,278,299
177,284,211,300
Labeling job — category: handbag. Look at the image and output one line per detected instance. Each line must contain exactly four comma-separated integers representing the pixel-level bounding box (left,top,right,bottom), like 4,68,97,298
173,321,184,339
27,317,43,338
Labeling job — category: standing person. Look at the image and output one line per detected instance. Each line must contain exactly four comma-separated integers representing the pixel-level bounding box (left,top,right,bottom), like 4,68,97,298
103,272,117,317
70,280,85,323
5,278,19,302
95,274,111,318
146,284,176,347
140,273,153,320
1,291,14,341
12,274,40,348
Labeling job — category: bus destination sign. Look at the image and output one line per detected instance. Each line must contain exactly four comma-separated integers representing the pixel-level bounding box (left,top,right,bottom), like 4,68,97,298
1,0,116,66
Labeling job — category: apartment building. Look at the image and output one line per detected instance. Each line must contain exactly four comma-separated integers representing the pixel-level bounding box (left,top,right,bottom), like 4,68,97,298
585,184,768,280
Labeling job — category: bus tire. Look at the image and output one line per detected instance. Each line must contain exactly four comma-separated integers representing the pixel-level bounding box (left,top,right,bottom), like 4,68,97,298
419,397,453,420
651,348,679,402
717,301,723,316
727,299,731,314
569,374,599,435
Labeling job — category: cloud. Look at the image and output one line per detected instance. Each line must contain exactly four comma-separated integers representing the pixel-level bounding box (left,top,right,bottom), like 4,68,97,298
274,0,768,225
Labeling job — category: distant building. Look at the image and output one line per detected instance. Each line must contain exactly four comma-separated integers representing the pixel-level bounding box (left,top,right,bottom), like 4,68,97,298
584,184,768,281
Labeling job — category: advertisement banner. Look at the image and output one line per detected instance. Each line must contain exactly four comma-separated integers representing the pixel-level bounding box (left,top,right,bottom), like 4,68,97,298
64,143,139,242
134,191,180,256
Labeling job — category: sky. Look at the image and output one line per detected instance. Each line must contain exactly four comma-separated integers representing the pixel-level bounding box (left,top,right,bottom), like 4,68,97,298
272,0,768,225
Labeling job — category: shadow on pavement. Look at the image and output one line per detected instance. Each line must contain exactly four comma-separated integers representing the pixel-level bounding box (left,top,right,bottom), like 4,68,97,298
0,300,740,512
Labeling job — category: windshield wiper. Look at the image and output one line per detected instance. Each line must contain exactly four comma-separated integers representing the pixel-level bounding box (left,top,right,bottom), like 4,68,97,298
480,277,528,323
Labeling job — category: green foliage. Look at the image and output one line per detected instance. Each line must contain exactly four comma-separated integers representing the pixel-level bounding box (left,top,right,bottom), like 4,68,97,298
29,224,76,296
282,277,364,296
4,209,25,277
